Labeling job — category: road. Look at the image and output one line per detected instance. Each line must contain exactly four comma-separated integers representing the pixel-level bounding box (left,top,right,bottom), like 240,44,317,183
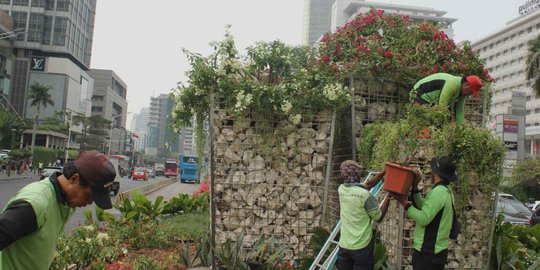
0,173,167,233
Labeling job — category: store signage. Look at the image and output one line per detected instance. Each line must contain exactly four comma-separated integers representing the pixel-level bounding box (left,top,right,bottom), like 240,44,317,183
30,56,46,71
519,0,540,15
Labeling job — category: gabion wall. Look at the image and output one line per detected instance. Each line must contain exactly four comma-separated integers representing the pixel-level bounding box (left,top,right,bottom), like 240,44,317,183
211,107,334,259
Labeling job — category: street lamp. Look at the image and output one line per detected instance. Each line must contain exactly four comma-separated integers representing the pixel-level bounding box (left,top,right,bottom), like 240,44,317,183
64,109,83,164
108,112,131,155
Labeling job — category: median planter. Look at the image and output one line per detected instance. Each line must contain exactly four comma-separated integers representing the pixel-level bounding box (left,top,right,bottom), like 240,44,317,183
383,162,415,195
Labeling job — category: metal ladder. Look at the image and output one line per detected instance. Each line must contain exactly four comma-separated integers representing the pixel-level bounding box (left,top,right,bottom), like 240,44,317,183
309,172,385,270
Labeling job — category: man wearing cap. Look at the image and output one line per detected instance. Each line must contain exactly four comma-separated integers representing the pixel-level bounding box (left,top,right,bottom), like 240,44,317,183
391,156,458,270
409,73,483,124
337,160,391,270
0,150,116,270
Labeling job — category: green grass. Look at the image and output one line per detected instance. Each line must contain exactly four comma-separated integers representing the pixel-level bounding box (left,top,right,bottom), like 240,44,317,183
162,210,210,240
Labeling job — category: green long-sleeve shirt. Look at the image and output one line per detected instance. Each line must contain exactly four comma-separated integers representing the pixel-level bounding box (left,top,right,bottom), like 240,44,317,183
407,183,453,254
338,184,381,250
409,73,466,123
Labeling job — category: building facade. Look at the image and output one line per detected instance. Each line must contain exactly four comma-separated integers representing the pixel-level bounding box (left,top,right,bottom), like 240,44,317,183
88,69,128,155
145,94,182,157
0,0,97,147
302,0,332,45
472,8,540,159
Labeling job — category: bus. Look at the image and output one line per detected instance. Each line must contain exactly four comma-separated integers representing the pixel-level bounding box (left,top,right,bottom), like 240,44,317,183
164,158,178,178
180,155,198,183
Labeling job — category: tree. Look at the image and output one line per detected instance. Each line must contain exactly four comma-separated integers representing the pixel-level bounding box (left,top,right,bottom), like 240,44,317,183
526,34,540,97
73,115,111,152
27,82,54,157
0,109,28,149
40,111,69,135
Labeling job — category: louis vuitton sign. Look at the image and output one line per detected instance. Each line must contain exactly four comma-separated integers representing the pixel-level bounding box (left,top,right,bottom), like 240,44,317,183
30,56,46,71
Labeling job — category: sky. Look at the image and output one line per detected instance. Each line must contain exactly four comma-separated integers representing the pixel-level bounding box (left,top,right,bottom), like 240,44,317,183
90,0,523,129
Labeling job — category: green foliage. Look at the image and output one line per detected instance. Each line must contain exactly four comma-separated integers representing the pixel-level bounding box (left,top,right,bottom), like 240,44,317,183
246,235,286,270
10,148,31,159
374,242,388,270
162,192,209,215
216,231,249,270
31,146,65,165
490,215,539,269
116,190,165,221
0,109,26,149
163,210,210,240
507,159,540,200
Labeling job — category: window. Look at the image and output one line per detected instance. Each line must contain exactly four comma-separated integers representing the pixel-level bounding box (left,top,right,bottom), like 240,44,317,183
13,0,29,6
91,106,103,112
45,0,55,10
56,0,69,11
11,11,27,41
528,27,533,33
53,17,68,46
527,96,532,101
27,13,44,42
536,108,540,113
527,110,531,115
31,0,45,7
91,95,104,101
527,123,531,127
519,43,524,49
42,15,52,45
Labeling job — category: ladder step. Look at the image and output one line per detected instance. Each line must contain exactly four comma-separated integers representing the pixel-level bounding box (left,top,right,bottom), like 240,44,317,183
329,240,339,245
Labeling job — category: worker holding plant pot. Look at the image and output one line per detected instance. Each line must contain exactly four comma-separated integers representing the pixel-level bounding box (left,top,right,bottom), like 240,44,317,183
409,73,483,124
337,160,391,270
390,156,458,270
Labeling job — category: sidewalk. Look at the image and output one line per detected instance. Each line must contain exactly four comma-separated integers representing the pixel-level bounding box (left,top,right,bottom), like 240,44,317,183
0,172,35,181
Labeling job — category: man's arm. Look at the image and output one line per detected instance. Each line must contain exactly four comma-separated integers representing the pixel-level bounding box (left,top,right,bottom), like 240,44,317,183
376,194,391,223
0,201,38,250
365,194,382,222
454,97,466,124
363,168,386,190
406,189,447,226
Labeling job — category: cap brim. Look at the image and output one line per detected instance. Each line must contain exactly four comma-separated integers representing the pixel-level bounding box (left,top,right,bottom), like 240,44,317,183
91,188,112,209
472,87,480,97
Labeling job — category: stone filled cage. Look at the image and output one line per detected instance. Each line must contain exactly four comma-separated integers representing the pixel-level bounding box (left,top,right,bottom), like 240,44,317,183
209,78,496,268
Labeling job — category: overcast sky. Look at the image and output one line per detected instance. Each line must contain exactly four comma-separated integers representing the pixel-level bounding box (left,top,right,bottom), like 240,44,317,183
90,0,523,129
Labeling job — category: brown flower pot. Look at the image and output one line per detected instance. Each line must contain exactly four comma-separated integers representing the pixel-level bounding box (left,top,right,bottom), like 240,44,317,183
383,162,415,195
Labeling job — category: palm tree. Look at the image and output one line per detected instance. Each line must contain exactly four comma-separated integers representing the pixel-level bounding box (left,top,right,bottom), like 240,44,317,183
526,34,540,97
27,82,54,157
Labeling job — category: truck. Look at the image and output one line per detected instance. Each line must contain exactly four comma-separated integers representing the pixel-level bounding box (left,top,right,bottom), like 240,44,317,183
105,156,122,195
154,162,164,176
164,158,178,178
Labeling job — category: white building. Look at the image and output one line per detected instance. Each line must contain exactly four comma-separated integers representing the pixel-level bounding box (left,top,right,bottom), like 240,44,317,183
472,8,540,158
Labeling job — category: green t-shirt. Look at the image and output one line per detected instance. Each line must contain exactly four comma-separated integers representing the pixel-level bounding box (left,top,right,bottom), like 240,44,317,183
0,178,73,270
409,73,466,123
338,184,381,250
407,183,453,254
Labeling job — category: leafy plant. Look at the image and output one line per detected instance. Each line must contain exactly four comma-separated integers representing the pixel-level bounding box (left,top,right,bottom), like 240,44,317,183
216,231,249,270
490,215,534,269
115,191,165,221
246,235,285,270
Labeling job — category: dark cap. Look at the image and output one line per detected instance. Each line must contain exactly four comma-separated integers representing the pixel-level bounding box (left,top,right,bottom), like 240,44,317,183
74,150,116,209
430,156,457,183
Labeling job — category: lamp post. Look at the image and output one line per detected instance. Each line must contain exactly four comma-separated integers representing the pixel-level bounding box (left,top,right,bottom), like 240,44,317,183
64,109,83,164
10,129,16,150
108,112,131,155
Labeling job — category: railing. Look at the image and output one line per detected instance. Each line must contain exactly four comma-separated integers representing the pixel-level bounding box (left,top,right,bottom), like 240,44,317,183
115,177,178,204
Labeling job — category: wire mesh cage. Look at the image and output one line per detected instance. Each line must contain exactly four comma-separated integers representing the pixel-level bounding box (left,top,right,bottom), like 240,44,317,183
210,103,335,259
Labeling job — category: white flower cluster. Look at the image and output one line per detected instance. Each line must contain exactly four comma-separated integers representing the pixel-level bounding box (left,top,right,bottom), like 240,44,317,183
234,90,253,113
289,114,302,125
96,232,110,244
281,100,292,113
83,225,95,232
323,83,347,101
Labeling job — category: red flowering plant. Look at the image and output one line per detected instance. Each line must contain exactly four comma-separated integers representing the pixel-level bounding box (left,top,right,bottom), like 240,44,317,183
316,9,492,87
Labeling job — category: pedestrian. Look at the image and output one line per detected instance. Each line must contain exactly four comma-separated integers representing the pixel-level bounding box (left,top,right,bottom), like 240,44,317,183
409,73,483,123
38,161,43,174
337,160,391,270
390,156,458,270
0,150,117,270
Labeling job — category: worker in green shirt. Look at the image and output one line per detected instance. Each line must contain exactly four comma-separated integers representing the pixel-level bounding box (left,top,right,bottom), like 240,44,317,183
409,73,483,123
391,156,457,270
337,160,391,270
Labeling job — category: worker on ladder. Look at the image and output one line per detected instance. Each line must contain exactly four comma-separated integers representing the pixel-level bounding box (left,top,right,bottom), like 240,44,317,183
337,160,391,270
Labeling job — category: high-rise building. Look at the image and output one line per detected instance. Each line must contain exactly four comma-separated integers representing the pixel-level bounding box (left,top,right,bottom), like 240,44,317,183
302,0,333,45
88,69,128,155
146,94,180,157
131,107,149,152
303,0,456,45
472,8,540,159
0,0,97,130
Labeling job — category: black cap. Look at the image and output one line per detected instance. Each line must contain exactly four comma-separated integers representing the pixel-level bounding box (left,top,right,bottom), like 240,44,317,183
430,156,457,183
74,150,116,209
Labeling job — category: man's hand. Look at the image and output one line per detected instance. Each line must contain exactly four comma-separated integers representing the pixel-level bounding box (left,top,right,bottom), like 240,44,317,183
389,192,408,207
411,167,421,189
